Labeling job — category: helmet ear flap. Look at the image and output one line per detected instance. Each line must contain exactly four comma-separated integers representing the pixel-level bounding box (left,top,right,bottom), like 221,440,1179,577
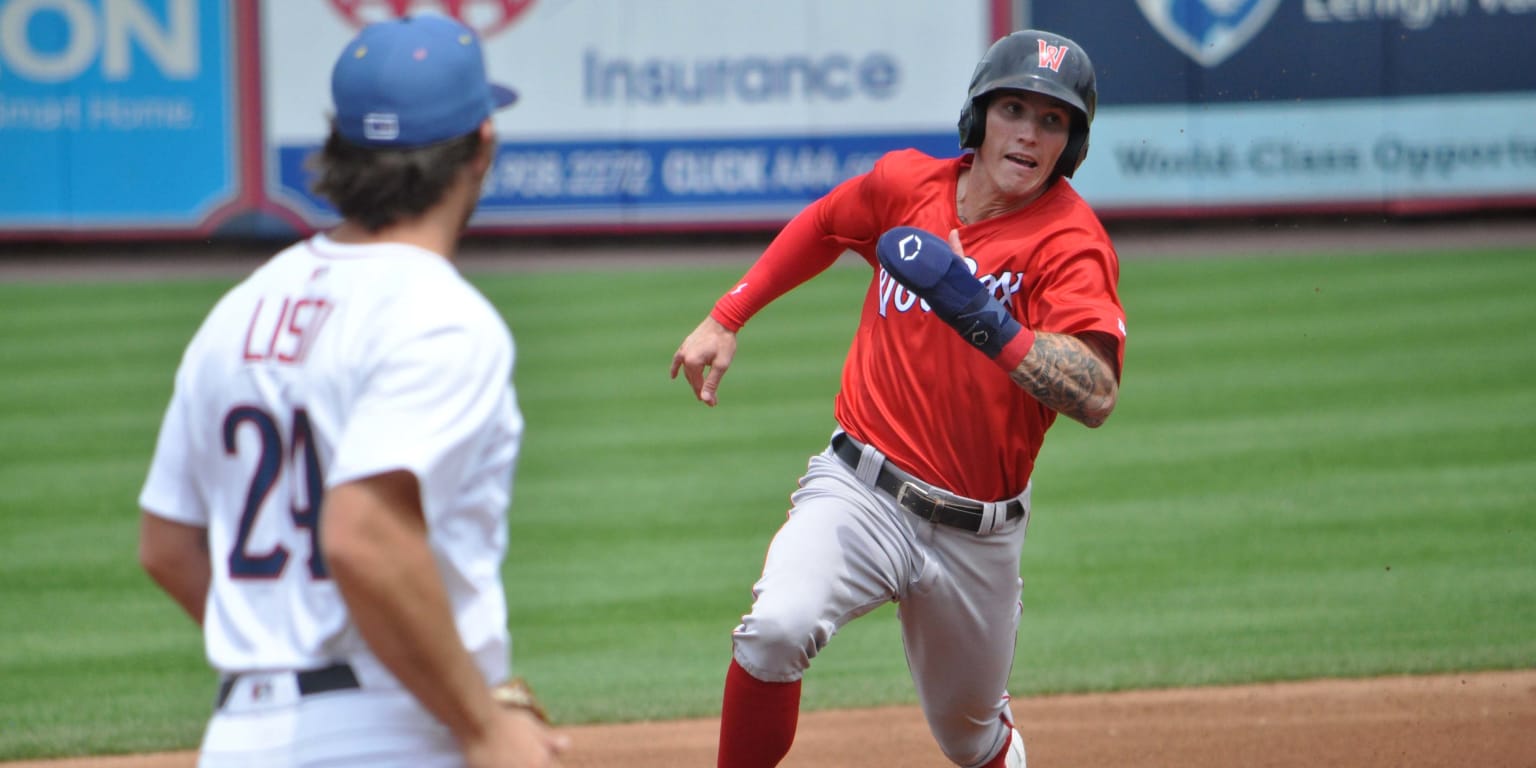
1057,132,1089,178
957,98,984,149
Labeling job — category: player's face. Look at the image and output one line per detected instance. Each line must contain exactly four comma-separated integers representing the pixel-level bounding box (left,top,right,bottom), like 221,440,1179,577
976,91,1071,203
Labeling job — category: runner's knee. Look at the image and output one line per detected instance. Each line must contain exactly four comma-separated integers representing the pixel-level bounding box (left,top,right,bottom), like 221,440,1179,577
732,610,833,682
928,713,1010,767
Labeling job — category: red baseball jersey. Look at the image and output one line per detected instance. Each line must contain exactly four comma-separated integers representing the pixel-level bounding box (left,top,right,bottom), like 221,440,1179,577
714,149,1125,501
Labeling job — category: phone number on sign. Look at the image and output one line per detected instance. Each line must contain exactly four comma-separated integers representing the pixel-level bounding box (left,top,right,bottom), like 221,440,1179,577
487,146,882,199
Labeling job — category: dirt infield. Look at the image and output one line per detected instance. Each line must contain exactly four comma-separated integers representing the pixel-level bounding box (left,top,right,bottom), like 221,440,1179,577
9,669,1535,768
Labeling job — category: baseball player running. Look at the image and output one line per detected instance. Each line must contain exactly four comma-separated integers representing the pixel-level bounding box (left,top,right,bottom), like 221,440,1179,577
671,30,1126,768
137,14,566,768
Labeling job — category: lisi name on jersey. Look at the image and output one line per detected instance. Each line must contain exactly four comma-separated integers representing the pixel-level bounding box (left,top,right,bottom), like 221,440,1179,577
242,296,334,365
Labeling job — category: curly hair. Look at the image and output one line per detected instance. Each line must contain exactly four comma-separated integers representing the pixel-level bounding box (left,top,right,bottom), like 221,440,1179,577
308,128,485,232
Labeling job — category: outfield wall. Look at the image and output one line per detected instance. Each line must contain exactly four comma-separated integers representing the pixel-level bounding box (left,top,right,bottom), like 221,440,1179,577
1,0,1532,241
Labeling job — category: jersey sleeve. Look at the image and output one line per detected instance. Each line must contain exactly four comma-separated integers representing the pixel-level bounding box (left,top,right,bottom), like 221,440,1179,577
138,372,210,526
710,160,891,331
1029,238,1127,375
328,299,515,521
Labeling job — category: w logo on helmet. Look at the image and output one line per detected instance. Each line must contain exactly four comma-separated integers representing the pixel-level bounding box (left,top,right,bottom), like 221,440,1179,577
1036,39,1069,72
1135,0,1280,67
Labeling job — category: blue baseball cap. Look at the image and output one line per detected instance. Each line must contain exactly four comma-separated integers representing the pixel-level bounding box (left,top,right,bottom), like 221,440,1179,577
331,14,517,148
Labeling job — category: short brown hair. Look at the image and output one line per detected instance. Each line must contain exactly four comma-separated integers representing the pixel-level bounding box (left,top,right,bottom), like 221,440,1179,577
308,127,484,232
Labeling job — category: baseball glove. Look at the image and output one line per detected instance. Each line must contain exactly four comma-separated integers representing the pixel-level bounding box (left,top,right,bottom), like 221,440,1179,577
491,677,550,723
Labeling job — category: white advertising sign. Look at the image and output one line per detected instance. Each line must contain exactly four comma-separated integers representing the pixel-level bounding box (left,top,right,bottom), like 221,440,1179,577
262,0,996,228
1075,94,1536,212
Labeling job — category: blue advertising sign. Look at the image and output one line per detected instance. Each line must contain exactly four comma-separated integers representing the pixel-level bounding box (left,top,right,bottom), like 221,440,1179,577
0,0,236,230
274,132,959,227
1024,1,1536,213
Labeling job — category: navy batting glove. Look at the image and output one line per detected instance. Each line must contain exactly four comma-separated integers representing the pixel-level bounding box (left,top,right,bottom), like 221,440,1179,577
875,226,1035,366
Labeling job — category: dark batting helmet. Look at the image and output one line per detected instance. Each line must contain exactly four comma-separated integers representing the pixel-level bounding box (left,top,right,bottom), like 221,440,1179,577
957,29,1097,178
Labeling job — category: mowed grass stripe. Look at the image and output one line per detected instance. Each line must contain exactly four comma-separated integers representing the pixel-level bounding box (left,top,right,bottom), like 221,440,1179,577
0,246,1532,756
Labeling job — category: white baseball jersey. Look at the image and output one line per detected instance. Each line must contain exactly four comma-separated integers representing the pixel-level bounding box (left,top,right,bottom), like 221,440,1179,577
139,234,522,686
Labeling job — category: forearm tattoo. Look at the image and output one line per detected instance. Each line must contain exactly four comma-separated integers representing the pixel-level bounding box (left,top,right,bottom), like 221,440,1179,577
1010,332,1119,427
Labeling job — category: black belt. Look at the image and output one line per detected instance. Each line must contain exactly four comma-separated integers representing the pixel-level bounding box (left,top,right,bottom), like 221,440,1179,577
831,433,1025,533
215,663,360,709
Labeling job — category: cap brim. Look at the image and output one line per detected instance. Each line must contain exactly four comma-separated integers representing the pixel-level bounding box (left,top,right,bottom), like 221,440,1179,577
490,83,518,111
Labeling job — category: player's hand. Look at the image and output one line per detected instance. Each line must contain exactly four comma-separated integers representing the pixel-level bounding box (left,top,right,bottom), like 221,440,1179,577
875,226,1034,367
462,707,569,768
945,229,969,261
670,316,737,407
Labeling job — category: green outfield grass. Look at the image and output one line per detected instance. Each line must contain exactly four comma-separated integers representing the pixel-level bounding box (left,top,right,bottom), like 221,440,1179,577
1,244,1533,759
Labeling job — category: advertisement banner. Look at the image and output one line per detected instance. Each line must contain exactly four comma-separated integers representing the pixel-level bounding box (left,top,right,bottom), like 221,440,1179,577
0,0,238,231
1029,1,1536,213
262,0,995,230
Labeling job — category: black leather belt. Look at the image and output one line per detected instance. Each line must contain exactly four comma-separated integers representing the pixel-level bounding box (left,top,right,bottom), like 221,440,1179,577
830,433,1025,533
215,663,360,709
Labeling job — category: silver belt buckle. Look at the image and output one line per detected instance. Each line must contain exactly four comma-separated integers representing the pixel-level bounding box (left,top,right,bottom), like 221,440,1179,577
896,481,944,521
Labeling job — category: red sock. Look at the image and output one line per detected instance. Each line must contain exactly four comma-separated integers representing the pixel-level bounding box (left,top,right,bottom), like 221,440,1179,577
717,657,801,768
978,726,1015,768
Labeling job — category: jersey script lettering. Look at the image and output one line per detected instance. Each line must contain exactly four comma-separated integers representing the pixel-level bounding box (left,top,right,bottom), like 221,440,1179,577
242,296,334,364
